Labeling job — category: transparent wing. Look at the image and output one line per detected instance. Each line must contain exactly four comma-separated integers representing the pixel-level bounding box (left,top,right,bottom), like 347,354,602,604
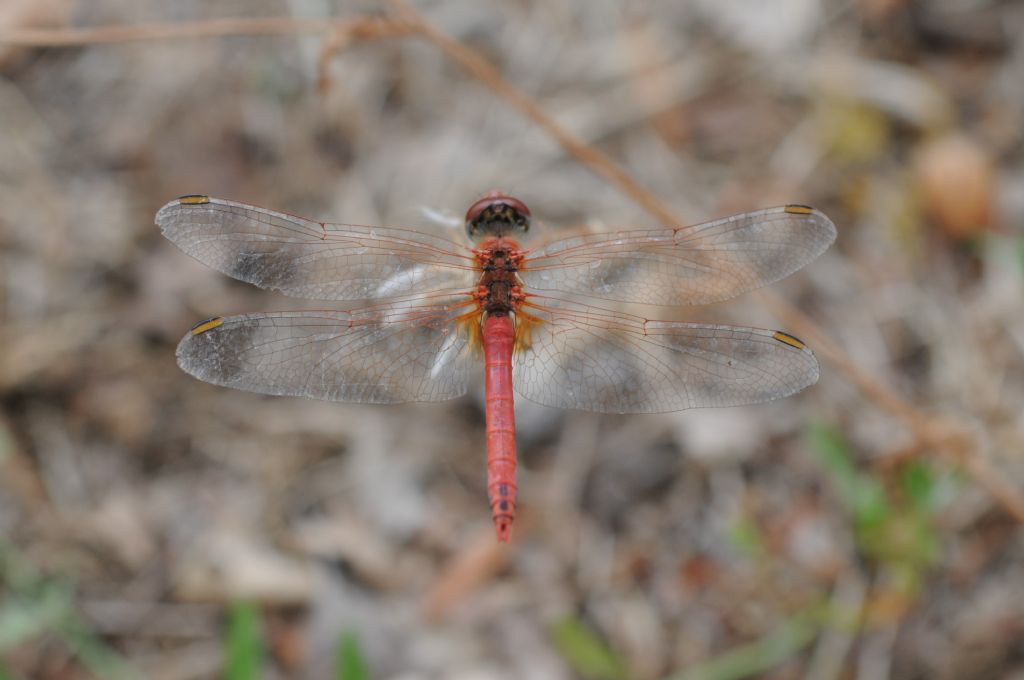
177,294,478,404
520,205,836,306
157,196,477,301
513,297,819,413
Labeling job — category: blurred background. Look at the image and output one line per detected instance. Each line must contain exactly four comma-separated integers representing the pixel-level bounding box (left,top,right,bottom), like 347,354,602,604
2,1,1024,678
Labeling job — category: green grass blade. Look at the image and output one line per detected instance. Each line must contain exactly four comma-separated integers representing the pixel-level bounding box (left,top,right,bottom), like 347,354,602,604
550,616,627,680
58,616,141,680
667,618,818,680
224,601,264,680
335,631,371,680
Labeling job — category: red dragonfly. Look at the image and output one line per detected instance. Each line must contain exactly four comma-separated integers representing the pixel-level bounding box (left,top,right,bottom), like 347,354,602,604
158,192,835,541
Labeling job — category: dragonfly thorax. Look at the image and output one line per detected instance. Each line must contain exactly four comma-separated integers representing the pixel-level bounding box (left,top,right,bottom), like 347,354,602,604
476,237,525,314
465,192,531,240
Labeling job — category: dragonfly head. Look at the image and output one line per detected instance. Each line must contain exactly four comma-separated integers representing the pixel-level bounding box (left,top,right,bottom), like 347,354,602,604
465,191,531,240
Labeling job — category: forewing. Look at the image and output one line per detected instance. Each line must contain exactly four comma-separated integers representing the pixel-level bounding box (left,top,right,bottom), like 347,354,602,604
520,205,836,306
177,295,477,404
157,196,477,301
513,298,819,413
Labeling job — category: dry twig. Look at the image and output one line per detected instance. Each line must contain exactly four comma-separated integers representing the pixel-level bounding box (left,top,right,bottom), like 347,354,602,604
420,526,513,621
0,16,414,46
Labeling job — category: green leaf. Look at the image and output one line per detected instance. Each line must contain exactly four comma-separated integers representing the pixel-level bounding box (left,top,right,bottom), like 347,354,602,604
0,583,73,652
550,616,627,680
335,631,371,680
807,423,859,499
225,601,264,680
806,423,890,531
851,482,891,533
807,423,941,573
901,460,936,511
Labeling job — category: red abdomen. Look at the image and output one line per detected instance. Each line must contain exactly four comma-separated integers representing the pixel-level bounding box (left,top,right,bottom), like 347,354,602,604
482,313,517,542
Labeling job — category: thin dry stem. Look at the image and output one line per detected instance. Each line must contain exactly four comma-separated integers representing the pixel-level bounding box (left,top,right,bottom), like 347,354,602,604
394,4,685,229
420,524,515,621
0,16,416,46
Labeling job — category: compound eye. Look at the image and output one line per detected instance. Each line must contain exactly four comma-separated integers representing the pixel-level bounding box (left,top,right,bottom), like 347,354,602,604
464,192,531,224
465,193,504,224
502,196,531,220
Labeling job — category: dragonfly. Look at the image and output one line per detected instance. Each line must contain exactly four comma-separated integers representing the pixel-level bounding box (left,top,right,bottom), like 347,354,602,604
157,192,836,542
